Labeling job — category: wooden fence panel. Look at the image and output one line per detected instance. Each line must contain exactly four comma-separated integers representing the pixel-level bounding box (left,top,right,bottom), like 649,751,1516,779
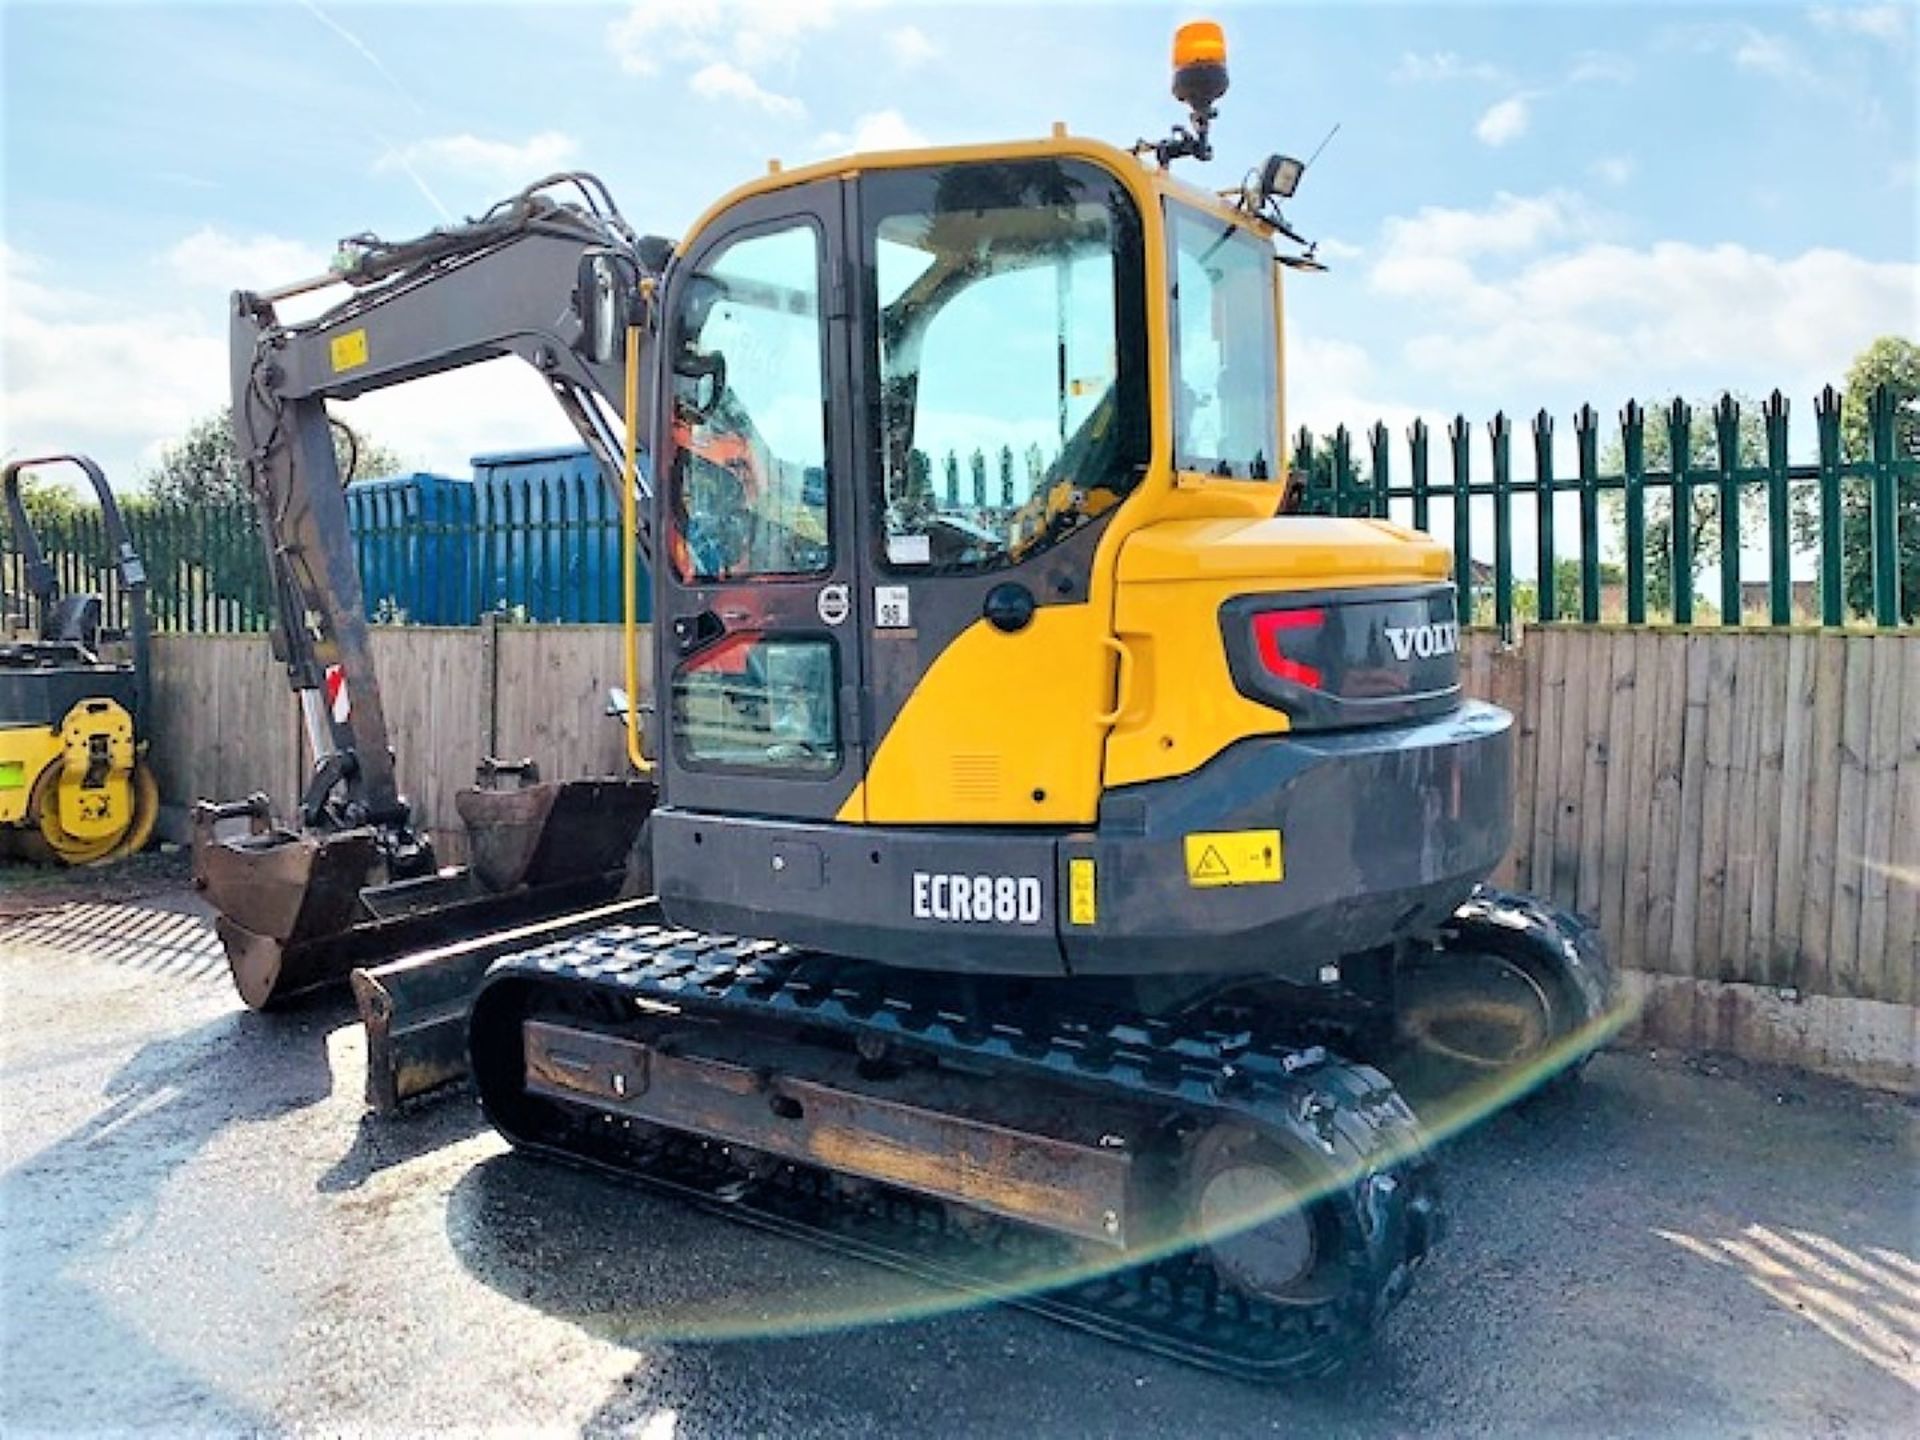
366,628,488,864
142,624,1919,1083
148,634,299,822
492,624,648,781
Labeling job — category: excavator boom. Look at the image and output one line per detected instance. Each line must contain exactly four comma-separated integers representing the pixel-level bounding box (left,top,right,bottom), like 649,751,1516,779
196,177,665,1009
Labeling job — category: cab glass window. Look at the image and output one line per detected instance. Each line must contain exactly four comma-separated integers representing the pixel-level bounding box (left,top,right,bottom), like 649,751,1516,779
1169,204,1280,481
668,223,831,581
672,636,840,773
864,160,1148,573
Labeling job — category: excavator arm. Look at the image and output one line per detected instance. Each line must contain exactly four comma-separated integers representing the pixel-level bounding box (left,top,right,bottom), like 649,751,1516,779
198,176,668,1011
228,178,664,835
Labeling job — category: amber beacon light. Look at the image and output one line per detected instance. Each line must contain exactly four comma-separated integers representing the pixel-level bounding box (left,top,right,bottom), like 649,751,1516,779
1172,20,1229,108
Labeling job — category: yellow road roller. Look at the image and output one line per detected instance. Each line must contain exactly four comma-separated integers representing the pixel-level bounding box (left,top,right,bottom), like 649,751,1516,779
1,454,158,864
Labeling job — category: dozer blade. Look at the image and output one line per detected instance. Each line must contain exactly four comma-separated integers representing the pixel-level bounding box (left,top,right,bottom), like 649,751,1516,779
351,896,663,1115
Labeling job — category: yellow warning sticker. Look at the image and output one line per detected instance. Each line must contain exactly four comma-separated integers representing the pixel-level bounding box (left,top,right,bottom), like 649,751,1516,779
1068,857,1097,925
330,328,369,373
1184,829,1283,888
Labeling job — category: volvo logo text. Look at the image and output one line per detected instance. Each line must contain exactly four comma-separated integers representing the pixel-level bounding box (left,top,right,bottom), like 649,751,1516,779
1383,620,1459,661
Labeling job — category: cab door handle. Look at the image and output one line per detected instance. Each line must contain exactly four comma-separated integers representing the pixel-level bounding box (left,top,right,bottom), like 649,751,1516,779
1094,637,1133,727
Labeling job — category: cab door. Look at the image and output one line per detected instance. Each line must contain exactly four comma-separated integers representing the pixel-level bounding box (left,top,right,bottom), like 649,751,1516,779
653,183,864,821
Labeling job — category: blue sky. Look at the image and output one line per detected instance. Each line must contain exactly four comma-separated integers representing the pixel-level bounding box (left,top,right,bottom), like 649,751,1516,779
3,0,1915,494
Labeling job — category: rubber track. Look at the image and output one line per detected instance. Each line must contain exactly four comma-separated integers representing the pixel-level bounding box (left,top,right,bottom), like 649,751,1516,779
1442,886,1616,1041
472,927,1445,1382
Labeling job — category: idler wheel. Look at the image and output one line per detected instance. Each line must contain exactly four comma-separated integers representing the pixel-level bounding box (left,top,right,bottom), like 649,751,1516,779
1182,1125,1330,1305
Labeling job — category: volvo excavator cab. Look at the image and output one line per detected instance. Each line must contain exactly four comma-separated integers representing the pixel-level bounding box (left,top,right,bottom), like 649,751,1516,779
196,21,1615,1380
583,137,1510,984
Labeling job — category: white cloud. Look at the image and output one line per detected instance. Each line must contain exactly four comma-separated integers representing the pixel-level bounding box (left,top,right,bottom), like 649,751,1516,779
1669,22,1827,87
607,0,863,76
1590,155,1636,187
1363,191,1920,403
165,229,329,291
1567,50,1635,85
688,62,805,119
1315,236,1365,262
813,109,928,155
3,245,229,468
1,240,576,490
888,25,939,68
1732,30,1809,80
1808,5,1909,44
1475,95,1532,147
1391,51,1505,84
374,131,579,184
1376,191,1588,274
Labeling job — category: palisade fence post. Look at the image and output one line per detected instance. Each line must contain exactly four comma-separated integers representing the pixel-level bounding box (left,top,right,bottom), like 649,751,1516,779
195,500,212,631
1575,404,1603,621
1816,385,1844,626
1764,391,1792,627
1868,382,1902,627
1490,412,1514,634
1533,410,1556,623
1369,421,1391,521
1333,424,1355,515
1669,398,1695,625
1295,428,1328,514
1715,393,1743,625
1449,415,1472,624
1409,418,1431,533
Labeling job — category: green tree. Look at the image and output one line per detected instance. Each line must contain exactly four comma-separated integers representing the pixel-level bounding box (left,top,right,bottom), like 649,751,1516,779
141,407,406,507
1601,396,1766,615
1514,556,1626,622
1292,428,1371,510
5,464,87,527
1791,336,1918,624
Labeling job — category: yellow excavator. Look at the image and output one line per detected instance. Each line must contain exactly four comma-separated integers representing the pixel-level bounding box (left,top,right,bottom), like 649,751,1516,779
194,23,1613,1377
2,455,160,864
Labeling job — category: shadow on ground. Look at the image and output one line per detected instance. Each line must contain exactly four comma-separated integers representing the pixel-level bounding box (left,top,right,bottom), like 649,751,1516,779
438,1057,1917,1438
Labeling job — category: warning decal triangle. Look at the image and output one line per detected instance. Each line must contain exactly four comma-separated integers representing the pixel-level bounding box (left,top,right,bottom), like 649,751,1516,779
1192,845,1230,880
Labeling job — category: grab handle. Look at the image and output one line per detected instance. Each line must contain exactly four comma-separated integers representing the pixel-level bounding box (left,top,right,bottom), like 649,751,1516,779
1094,637,1134,727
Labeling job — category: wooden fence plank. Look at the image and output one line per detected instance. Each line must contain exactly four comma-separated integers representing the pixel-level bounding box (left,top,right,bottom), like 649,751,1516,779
1827,637,1874,1000
1528,629,1565,898
1719,635,1763,982
1641,633,1690,979
1595,631,1641,965
1885,640,1920,1009
1575,630,1613,922
1693,635,1737,987
1853,634,1904,1008
1550,631,1588,907
1769,634,1816,989
1488,636,1531,890
1668,636,1713,991
1797,636,1848,998
1617,631,1661,977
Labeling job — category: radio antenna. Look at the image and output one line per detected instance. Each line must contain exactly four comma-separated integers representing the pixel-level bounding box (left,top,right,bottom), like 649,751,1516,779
1302,121,1342,172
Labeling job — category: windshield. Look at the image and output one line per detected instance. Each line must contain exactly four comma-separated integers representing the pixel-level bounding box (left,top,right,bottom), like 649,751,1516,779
1168,202,1280,481
863,159,1149,573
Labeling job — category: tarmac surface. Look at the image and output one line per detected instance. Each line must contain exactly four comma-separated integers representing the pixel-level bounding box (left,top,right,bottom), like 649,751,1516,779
1,888,1915,1438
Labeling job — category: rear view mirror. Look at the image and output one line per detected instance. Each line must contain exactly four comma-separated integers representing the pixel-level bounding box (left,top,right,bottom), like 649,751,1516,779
576,252,643,365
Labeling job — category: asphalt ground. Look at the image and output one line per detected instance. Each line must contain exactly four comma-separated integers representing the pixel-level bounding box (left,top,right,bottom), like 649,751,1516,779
1,888,1915,1438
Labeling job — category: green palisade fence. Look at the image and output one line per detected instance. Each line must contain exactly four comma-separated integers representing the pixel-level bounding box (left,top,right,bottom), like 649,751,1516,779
1298,381,1916,630
5,382,1914,636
